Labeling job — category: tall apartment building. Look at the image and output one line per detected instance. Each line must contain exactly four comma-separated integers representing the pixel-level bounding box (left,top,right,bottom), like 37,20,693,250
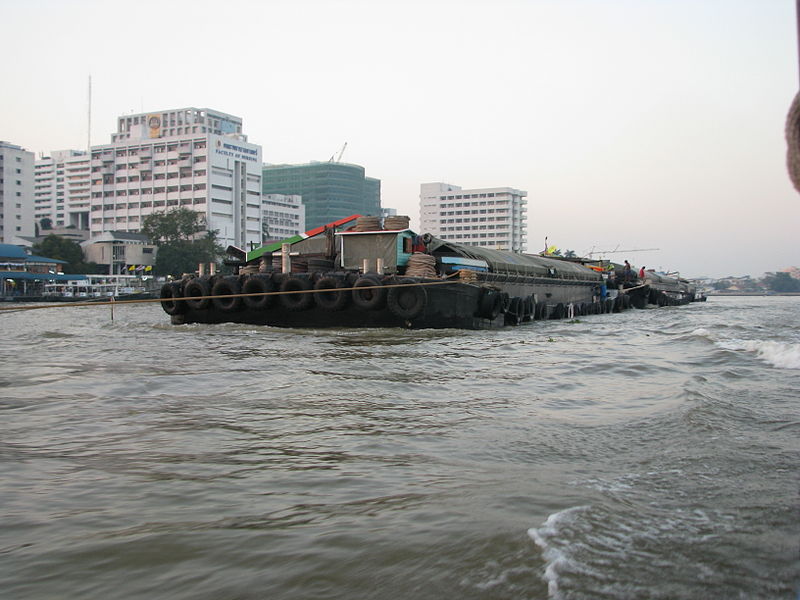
34,150,91,230
262,194,305,244
262,162,381,230
0,141,35,244
89,108,263,249
419,182,528,252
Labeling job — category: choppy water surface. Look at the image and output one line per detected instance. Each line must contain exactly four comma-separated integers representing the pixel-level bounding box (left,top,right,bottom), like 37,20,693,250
1,296,798,599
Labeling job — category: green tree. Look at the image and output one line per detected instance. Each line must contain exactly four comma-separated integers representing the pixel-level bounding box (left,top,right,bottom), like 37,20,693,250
142,208,223,277
40,217,53,230
764,272,800,293
142,207,207,244
563,249,577,258
32,234,100,274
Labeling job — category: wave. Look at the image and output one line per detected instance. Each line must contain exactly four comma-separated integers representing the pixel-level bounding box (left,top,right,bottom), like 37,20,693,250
527,505,591,599
717,339,800,370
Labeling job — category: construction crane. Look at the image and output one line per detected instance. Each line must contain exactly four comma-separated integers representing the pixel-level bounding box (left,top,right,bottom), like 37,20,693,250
585,246,659,257
329,142,347,163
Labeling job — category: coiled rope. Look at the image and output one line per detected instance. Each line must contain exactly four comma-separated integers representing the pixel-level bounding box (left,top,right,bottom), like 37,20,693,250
786,91,800,194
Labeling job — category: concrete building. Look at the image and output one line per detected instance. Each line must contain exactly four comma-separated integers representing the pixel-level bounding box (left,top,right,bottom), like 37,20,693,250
419,182,528,252
262,194,305,244
89,108,263,249
262,162,381,230
81,231,156,275
0,141,35,244
34,150,91,230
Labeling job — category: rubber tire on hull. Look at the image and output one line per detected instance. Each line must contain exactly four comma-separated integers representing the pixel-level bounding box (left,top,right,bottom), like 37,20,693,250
551,302,565,320
314,276,350,311
387,278,427,320
184,278,211,310
536,302,550,321
212,276,243,312
352,276,387,310
522,296,535,322
478,289,503,320
160,282,185,315
242,275,275,310
505,297,522,326
280,276,314,311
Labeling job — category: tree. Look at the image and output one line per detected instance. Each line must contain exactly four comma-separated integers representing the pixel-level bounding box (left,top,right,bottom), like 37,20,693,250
563,249,577,258
142,207,208,244
764,272,800,293
40,217,53,231
712,279,730,290
141,208,224,277
32,234,100,274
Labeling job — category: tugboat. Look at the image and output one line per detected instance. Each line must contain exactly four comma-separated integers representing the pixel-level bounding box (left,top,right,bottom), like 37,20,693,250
160,215,639,330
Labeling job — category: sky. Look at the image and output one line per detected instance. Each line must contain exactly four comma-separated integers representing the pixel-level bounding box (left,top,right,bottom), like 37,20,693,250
1,0,798,278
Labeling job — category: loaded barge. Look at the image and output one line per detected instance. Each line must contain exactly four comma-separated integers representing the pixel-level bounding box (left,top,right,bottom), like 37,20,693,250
160,215,700,330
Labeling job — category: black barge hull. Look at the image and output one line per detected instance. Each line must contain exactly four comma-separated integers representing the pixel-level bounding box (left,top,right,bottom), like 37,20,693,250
162,271,622,330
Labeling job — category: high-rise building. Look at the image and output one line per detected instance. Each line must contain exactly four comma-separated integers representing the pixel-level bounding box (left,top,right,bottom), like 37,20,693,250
0,141,35,244
262,162,380,230
34,150,91,230
419,182,528,252
88,108,263,249
262,193,305,244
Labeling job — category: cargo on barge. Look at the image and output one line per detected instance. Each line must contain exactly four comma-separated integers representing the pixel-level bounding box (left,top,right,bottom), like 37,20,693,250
159,216,696,330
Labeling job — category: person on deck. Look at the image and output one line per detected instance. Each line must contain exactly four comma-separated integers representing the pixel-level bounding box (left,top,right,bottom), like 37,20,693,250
639,266,646,279
623,260,632,282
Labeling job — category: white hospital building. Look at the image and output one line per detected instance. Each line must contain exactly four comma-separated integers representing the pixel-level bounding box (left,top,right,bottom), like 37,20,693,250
88,108,263,249
0,141,35,244
419,182,528,252
34,150,91,230
262,193,305,244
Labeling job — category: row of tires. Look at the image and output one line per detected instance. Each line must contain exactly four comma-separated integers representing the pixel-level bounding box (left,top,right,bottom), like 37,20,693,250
160,273,429,321
477,288,632,325
648,289,689,307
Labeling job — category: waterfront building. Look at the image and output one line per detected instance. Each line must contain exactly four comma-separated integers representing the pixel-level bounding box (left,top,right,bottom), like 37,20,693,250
0,242,70,297
34,150,91,231
419,182,528,252
81,231,156,275
262,162,381,230
89,108,263,249
0,141,35,244
261,194,305,245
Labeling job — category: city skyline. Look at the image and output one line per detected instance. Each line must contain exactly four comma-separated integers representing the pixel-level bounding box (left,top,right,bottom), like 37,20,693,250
2,0,799,278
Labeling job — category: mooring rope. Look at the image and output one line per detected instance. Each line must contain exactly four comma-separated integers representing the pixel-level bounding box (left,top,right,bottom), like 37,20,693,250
0,278,462,314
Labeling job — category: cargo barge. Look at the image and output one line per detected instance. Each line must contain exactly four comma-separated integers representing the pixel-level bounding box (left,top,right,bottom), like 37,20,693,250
160,216,698,330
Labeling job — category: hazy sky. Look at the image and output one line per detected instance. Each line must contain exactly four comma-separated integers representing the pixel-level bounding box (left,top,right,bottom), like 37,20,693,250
2,0,798,277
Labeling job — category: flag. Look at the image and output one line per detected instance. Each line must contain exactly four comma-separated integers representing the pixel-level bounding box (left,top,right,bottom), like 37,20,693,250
145,265,152,272
127,265,135,272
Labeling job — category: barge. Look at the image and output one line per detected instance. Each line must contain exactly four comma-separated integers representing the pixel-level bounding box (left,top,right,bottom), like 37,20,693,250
160,216,696,330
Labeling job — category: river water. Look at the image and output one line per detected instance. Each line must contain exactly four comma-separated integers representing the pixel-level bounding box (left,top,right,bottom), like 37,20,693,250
1,296,798,599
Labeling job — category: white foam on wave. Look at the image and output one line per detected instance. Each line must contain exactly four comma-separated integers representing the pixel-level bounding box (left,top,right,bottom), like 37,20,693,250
690,328,714,340
527,505,590,599
718,339,800,370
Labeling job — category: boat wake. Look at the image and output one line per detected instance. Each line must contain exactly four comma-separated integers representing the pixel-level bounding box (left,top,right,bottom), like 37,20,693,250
717,339,800,370
688,328,800,369
527,505,591,599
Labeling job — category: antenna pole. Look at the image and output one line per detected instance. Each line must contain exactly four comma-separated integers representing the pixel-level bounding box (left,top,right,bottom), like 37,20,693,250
797,0,800,85
87,75,92,151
